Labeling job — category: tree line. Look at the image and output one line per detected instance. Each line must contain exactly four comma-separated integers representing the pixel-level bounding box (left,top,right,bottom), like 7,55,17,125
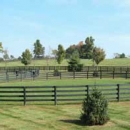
55,36,106,71
0,37,106,66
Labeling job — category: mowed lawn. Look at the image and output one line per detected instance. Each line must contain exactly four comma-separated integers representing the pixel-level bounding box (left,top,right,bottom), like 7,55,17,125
1,58,130,67
0,78,130,86
0,78,129,130
0,102,129,130
0,58,130,130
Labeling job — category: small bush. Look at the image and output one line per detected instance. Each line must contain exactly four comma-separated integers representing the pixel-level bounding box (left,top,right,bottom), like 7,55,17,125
53,69,60,76
93,71,99,77
68,63,83,72
68,58,83,72
80,88,109,125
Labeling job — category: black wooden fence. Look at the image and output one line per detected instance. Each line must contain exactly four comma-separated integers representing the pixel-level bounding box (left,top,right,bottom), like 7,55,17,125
1,69,130,82
1,66,130,71
0,65,130,82
0,84,129,105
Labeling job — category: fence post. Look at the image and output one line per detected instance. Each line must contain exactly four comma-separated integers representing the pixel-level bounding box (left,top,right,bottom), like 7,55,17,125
60,72,61,79
117,84,120,102
46,73,48,80
100,70,102,79
16,70,18,80
6,71,9,82
54,86,57,105
73,71,75,79
23,87,26,105
86,85,89,102
32,71,35,80
87,71,88,79
20,71,23,81
113,71,115,79
126,71,127,79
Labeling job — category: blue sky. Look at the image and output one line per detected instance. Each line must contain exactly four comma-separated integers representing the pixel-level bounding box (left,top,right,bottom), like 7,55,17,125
0,0,130,58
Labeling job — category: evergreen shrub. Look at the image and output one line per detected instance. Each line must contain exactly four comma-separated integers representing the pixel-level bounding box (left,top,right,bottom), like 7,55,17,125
80,88,109,125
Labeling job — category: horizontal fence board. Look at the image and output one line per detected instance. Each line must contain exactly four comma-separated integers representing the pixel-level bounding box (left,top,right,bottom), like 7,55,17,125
0,91,23,93
57,99,86,101
26,99,54,102
57,90,86,92
120,88,130,90
57,94,86,97
26,90,54,93
26,95,54,97
0,84,129,105
120,92,130,94
102,93,117,95
0,95,24,97
0,99,24,101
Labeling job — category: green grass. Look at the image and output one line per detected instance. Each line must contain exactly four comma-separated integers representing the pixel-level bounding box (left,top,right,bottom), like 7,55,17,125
0,102,129,130
0,78,129,86
1,58,130,67
0,60,130,130
0,77,129,129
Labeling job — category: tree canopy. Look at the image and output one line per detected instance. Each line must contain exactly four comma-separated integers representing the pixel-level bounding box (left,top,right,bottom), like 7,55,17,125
56,44,65,64
114,53,126,58
0,36,107,62
21,49,32,65
68,50,83,72
83,36,94,59
33,39,45,58
66,37,95,59
93,47,106,65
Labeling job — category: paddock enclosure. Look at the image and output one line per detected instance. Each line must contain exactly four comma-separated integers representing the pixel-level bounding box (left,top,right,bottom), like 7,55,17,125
0,66,130,82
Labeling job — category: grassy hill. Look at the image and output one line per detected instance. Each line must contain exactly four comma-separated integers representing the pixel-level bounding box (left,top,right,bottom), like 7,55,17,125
0,58,130,67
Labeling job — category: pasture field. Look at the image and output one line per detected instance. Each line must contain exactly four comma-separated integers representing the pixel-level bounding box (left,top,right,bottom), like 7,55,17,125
1,58,130,67
0,72,130,129
0,78,130,86
0,102,129,130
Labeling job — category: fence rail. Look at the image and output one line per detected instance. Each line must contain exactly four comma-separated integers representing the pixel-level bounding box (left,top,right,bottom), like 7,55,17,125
1,66,130,71
1,66,130,82
0,84,129,105
1,70,130,82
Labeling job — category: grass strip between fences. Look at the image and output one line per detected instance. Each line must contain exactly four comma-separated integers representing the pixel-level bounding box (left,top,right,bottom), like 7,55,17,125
1,70,130,83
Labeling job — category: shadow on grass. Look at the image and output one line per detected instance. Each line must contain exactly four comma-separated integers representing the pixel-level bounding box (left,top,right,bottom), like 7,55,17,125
60,119,85,126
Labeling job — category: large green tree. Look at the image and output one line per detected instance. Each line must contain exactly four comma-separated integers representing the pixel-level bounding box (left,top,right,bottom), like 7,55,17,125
33,39,45,58
66,45,78,59
56,44,65,64
68,50,83,72
21,49,32,65
66,41,83,59
93,47,106,65
80,36,94,59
